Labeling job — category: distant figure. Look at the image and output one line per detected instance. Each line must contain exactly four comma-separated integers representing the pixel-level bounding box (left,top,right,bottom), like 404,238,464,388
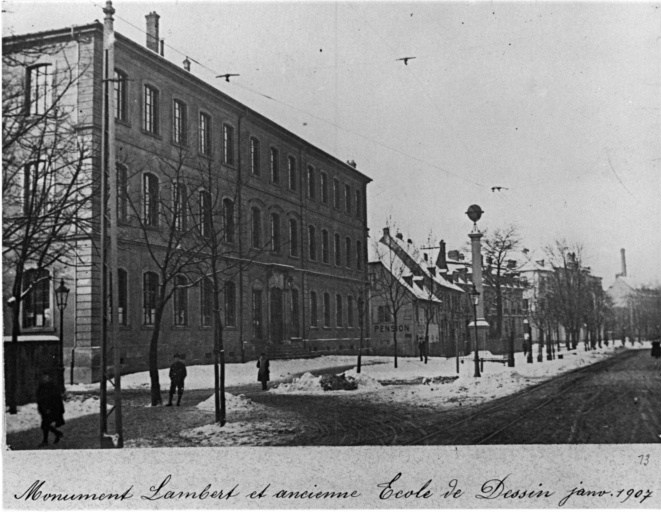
417,336,425,362
651,341,661,359
166,353,187,406
257,353,270,391
36,372,65,447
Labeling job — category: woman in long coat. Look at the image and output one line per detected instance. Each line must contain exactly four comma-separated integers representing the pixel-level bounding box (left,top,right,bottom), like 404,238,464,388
257,353,270,390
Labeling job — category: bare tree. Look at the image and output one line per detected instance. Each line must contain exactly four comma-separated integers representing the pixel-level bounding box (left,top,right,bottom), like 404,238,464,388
122,145,203,406
544,241,592,350
188,152,269,425
481,225,523,339
370,227,412,368
3,40,94,411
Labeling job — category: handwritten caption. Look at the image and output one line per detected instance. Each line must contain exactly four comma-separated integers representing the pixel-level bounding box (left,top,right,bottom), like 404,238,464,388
14,473,654,507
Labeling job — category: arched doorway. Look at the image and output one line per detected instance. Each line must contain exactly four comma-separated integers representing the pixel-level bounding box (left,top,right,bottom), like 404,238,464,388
270,287,283,342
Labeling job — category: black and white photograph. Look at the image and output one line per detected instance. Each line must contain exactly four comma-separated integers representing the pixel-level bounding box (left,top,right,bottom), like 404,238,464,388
2,0,660,508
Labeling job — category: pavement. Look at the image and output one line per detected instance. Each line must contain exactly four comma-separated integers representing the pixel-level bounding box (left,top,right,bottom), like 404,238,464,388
4,363,370,450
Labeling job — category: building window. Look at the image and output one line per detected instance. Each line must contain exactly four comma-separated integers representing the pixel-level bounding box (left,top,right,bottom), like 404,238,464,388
336,294,343,327
199,190,212,238
200,277,213,326
356,240,363,270
308,225,317,260
173,99,187,145
223,124,234,164
117,163,128,222
252,290,263,338
223,198,235,243
320,172,328,204
225,281,236,327
270,147,280,183
21,268,51,328
307,166,315,199
173,182,187,232
288,156,297,191
114,69,127,121
323,292,331,328
355,189,362,218
173,275,188,326
345,237,352,268
333,178,340,209
377,305,392,323
117,268,128,326
291,288,300,337
143,272,159,325
27,64,52,116
143,85,159,134
334,233,341,266
270,213,281,252
289,219,299,257
347,295,354,327
345,184,351,213
322,230,329,264
251,207,262,248
199,112,211,155
250,137,260,176
22,160,50,216
310,291,318,327
143,173,159,227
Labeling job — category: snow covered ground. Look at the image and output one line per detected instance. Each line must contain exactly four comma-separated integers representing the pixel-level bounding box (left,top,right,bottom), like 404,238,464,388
4,345,640,444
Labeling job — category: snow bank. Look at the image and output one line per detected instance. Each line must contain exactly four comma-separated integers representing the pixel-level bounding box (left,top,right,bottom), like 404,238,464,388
196,392,257,413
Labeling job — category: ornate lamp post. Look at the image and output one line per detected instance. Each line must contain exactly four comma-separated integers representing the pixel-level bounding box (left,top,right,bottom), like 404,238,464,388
469,285,481,377
466,204,489,377
55,279,70,394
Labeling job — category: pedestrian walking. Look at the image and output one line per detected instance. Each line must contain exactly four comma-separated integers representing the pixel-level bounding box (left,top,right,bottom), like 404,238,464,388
166,353,187,406
36,372,65,447
257,353,270,390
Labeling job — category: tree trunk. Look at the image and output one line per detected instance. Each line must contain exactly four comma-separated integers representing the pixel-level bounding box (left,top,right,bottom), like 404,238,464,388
148,312,164,406
392,319,398,368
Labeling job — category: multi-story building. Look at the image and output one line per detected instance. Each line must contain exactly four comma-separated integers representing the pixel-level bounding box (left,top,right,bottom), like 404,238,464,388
368,228,468,357
2,10,371,383
369,227,527,358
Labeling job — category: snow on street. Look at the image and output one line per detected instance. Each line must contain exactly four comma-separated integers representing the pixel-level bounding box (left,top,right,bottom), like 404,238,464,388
4,345,639,446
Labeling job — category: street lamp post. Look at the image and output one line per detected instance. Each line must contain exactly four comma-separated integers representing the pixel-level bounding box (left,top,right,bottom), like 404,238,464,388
470,285,481,377
55,279,70,394
465,204,488,378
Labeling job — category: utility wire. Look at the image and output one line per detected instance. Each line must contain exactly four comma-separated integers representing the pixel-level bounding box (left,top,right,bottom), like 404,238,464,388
89,0,489,188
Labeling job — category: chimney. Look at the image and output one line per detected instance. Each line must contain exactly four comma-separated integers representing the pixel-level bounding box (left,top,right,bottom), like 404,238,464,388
346,160,357,168
383,227,390,237
436,240,448,270
396,233,403,240
620,248,627,277
145,12,160,53
183,57,191,72
423,253,428,262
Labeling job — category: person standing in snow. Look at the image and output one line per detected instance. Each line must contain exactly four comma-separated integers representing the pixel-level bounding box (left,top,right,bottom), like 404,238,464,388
166,353,187,406
257,353,270,390
36,372,65,447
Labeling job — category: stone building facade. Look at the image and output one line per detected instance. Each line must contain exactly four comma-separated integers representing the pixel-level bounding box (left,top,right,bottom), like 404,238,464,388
3,12,371,383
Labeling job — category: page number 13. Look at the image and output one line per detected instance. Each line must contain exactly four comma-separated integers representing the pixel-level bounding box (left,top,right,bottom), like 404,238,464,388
638,454,650,466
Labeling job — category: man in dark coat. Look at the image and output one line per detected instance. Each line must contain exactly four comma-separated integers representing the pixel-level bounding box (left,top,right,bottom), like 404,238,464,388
166,353,187,406
36,372,65,447
257,353,270,390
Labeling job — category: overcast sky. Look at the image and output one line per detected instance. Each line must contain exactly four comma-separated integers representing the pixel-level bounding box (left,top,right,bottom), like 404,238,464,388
4,1,660,286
